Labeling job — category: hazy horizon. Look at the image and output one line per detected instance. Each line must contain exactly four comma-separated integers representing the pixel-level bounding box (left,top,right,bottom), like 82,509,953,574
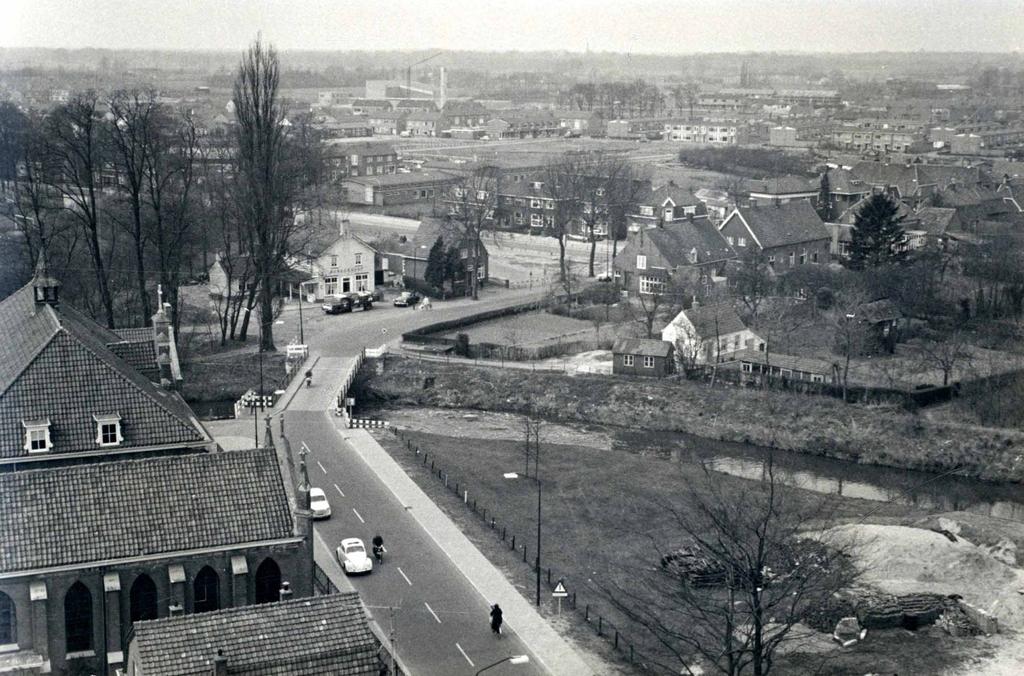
4,0,1022,55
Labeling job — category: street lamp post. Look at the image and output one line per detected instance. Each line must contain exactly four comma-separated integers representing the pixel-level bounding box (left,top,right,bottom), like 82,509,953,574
475,655,530,676
297,283,305,345
506,421,542,608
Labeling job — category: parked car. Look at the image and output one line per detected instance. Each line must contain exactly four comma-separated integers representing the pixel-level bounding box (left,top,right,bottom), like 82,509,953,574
337,538,373,575
393,291,421,307
322,292,374,314
309,487,331,519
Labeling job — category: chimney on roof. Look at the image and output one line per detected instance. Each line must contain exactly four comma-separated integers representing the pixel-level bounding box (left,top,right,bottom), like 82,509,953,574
339,217,349,237
31,251,60,307
212,649,228,676
278,581,293,603
152,285,176,389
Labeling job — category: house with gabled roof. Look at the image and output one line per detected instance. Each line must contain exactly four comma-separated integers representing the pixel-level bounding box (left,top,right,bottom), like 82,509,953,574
615,217,736,296
717,200,830,271
612,339,674,377
628,183,709,232
661,304,764,366
126,592,383,676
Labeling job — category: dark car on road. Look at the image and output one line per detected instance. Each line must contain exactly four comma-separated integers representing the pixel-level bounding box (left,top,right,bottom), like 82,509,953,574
322,292,374,314
393,291,421,307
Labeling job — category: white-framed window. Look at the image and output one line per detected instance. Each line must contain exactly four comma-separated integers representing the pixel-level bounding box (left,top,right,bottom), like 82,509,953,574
355,274,369,291
643,355,655,368
726,236,735,245
330,255,338,268
476,190,487,200
530,199,543,209
544,215,554,227
663,208,673,221
93,413,123,447
639,206,654,216
689,248,699,264
545,200,554,210
23,419,52,453
767,255,776,266
812,251,819,263
354,253,362,265
799,251,807,265
623,354,635,366
324,276,339,296
788,252,795,266
532,181,544,189
514,211,524,224
530,213,543,226
741,362,753,373
639,276,666,295
636,255,647,270
737,236,746,247
811,374,825,383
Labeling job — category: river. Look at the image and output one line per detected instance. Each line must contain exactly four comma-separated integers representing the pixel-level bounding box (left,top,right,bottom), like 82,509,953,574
376,406,1024,523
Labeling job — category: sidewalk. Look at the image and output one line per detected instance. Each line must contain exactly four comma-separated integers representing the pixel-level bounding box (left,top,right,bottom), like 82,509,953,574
338,422,594,676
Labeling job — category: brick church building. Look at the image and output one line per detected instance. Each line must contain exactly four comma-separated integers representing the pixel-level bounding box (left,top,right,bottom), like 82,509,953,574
0,258,314,675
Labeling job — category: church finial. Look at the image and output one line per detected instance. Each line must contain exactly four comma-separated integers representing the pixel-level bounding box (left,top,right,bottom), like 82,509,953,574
32,251,61,306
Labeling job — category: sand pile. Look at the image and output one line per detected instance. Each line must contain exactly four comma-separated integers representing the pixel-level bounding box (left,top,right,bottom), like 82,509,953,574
828,524,1024,631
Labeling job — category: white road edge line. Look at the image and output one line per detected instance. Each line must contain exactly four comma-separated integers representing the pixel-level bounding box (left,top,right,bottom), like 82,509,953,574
424,602,442,624
396,566,412,586
456,642,474,667
301,441,311,454
317,460,327,474
334,483,345,498
352,508,365,524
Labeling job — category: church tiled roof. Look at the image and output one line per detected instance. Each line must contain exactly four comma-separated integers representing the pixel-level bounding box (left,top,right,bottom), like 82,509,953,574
130,593,379,676
0,284,208,460
0,448,294,573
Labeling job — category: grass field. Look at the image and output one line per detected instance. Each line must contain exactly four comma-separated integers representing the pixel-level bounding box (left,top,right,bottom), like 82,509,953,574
439,309,595,344
371,426,987,675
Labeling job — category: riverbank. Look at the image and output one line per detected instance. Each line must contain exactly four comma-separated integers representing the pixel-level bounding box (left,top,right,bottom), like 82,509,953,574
358,356,1024,483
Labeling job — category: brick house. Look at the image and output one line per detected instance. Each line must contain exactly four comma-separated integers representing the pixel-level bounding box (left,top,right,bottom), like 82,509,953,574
485,111,560,139
614,218,736,295
406,111,443,137
383,216,489,289
126,592,382,675
342,170,460,207
307,231,383,299
612,339,674,377
627,183,710,232
717,201,830,272
0,267,313,676
367,110,408,136
323,142,398,182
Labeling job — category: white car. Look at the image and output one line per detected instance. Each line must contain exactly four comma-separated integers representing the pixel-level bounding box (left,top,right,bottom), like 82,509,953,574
309,487,331,519
337,538,373,575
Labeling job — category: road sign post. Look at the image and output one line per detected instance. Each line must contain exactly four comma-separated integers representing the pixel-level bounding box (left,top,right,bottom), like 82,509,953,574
552,579,568,615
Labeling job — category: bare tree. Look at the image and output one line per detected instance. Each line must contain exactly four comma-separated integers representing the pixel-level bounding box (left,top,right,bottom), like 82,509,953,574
600,456,861,676
108,88,158,323
46,91,116,327
916,328,973,386
731,248,774,320
446,165,500,299
543,154,587,292
830,292,872,402
232,35,301,350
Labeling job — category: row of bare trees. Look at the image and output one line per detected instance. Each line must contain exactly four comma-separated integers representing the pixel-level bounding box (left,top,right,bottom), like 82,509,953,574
0,37,317,351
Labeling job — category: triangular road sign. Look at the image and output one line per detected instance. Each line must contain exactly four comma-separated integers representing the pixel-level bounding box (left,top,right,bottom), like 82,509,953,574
552,581,568,598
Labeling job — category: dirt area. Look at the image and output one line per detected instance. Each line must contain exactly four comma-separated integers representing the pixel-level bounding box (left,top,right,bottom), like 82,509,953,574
826,523,1024,676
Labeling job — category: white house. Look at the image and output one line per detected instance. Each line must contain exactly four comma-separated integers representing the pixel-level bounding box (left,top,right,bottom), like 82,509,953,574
308,232,382,299
662,304,764,366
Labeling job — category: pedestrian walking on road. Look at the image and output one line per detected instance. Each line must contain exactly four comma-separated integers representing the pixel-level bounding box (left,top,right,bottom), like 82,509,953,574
490,603,503,636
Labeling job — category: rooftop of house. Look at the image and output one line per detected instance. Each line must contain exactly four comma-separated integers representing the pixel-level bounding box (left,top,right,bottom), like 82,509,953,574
0,447,293,574
728,200,830,249
732,348,834,375
836,194,917,226
744,175,819,195
613,338,673,358
412,216,486,253
914,206,959,234
130,592,379,676
343,170,461,188
857,298,901,324
632,219,735,266
680,304,748,337
639,182,704,208
0,282,208,459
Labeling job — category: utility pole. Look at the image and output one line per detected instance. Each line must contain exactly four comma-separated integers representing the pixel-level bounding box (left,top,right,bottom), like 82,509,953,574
389,605,396,675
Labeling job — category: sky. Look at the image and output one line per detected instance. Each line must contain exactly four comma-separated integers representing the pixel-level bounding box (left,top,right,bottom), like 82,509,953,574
2,0,1023,54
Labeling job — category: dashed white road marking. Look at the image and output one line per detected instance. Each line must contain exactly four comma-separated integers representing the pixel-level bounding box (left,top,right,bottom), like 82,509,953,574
334,483,345,498
424,602,442,624
301,441,311,454
456,642,474,667
396,567,412,586
352,508,365,524
317,460,327,474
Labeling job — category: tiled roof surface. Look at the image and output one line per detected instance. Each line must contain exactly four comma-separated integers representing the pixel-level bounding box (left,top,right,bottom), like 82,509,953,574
0,448,293,573
644,220,735,266
744,175,818,195
113,327,154,342
0,286,207,458
733,201,830,249
914,207,958,235
683,304,748,337
732,348,833,375
614,338,673,357
131,593,379,676
107,339,159,380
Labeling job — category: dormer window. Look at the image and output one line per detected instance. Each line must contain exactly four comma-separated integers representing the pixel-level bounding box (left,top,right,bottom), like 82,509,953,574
23,419,52,453
664,208,674,221
94,413,123,447
640,206,654,216
689,248,699,264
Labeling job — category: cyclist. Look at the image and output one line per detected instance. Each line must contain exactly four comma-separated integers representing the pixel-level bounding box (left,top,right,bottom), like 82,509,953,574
305,369,313,388
372,534,385,564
